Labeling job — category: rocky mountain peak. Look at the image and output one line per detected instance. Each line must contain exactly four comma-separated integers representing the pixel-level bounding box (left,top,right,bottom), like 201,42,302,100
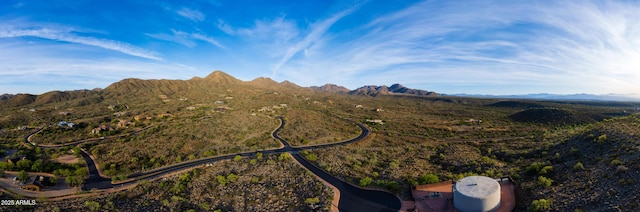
310,84,351,93
204,70,241,85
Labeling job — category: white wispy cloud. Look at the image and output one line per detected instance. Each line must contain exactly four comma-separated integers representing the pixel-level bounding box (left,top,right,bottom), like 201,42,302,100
177,8,205,22
0,23,162,61
275,1,640,94
217,17,299,43
216,19,235,35
270,6,359,76
216,16,300,60
146,29,224,48
0,40,197,94
191,33,224,48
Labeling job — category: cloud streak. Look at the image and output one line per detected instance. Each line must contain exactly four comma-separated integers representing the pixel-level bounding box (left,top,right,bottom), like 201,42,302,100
274,1,640,94
0,40,196,94
177,8,205,22
0,23,162,61
270,6,359,76
147,29,224,48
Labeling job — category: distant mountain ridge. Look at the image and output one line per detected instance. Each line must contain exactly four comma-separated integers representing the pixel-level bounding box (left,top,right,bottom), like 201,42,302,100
452,93,640,102
309,84,350,93
310,83,439,97
348,84,439,97
0,94,15,100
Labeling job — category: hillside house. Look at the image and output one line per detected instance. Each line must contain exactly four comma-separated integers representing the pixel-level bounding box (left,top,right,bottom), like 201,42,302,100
465,119,482,123
117,120,134,129
91,125,113,134
366,119,384,125
57,121,75,128
21,175,53,191
258,107,273,112
134,115,149,121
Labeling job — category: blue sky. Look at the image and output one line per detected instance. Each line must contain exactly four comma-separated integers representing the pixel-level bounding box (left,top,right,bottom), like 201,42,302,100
1,0,639,96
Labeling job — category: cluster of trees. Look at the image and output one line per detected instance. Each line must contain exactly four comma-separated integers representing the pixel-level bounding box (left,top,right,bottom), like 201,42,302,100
0,146,87,188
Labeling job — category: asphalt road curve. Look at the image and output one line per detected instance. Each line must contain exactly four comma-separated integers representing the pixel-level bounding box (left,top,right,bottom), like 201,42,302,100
292,153,401,212
79,150,114,190
273,117,401,212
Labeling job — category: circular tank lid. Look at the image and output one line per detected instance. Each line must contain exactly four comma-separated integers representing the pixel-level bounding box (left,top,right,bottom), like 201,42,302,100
455,176,500,198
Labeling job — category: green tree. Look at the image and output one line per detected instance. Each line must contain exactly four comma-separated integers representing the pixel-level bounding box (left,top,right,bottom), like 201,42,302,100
66,175,84,187
251,176,260,184
92,149,100,156
304,197,320,204
227,173,239,183
31,159,44,172
573,162,584,171
18,170,29,182
16,159,32,171
597,134,607,142
278,153,289,161
216,175,227,186
359,177,373,187
385,180,400,193
234,155,242,162
75,167,88,176
256,152,263,160
529,199,552,211
527,161,553,175
305,153,318,162
84,201,101,211
0,162,11,170
539,166,553,175
419,174,439,184
178,172,192,183
204,150,215,157
538,176,553,188
73,147,81,156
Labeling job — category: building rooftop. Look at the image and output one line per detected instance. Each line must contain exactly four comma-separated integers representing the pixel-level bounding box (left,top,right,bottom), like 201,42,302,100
455,175,500,198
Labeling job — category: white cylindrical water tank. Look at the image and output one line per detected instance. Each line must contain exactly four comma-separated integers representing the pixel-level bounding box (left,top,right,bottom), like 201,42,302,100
454,176,501,212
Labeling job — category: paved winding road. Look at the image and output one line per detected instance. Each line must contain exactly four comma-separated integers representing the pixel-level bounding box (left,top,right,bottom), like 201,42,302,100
272,117,401,212
20,116,401,211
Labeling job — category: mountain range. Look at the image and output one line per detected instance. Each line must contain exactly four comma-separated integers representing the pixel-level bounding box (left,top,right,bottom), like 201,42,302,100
0,71,440,107
2,71,638,106
310,83,439,97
